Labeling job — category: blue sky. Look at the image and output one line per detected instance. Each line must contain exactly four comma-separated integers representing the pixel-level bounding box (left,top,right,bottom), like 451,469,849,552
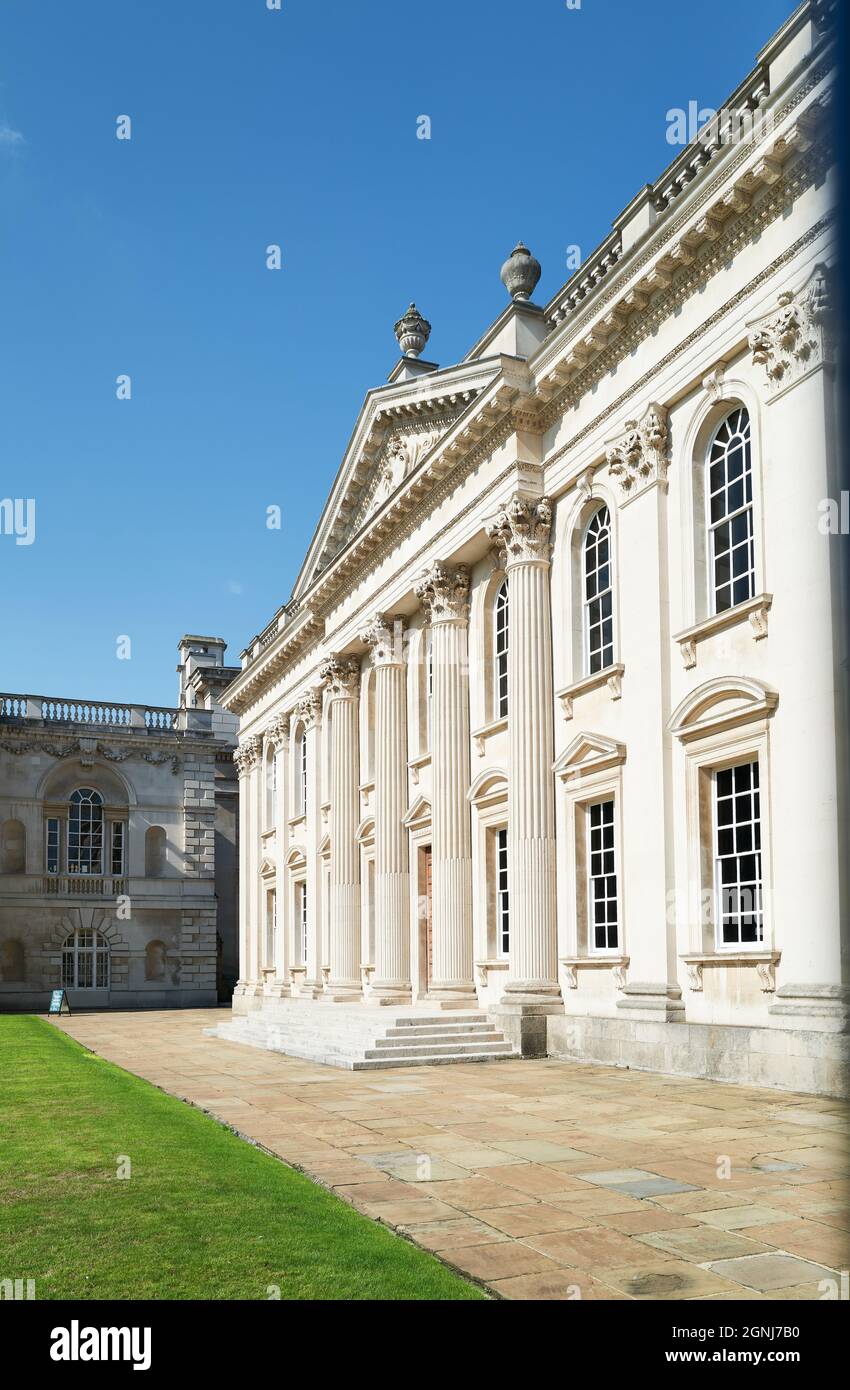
0,0,797,707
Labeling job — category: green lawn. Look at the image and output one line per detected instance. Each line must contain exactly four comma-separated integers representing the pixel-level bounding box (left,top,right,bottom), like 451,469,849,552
0,1016,486,1300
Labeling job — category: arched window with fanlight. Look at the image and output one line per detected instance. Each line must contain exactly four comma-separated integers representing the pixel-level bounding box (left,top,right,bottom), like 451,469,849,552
494,578,509,719
707,406,754,614
62,926,110,990
584,506,614,674
68,788,104,876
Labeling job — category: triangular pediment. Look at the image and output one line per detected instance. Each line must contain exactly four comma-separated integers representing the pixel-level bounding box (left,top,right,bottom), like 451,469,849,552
259,856,276,878
553,732,626,779
290,359,500,603
403,794,432,829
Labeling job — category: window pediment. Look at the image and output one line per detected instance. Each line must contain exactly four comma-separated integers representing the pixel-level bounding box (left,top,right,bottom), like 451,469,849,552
468,768,508,807
668,676,778,742
403,794,432,830
553,733,626,781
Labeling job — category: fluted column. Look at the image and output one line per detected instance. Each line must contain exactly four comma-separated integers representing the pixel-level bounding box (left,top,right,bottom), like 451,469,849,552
321,657,362,1000
360,615,411,1003
298,689,324,996
233,734,263,996
488,496,561,1001
267,714,290,995
233,740,256,1000
415,563,476,1006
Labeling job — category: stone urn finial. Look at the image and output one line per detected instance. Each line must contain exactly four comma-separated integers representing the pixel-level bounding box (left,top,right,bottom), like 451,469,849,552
500,242,542,302
394,303,431,358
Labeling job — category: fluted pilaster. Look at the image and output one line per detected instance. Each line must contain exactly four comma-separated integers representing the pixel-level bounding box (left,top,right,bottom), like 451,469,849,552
360,615,411,1003
234,734,263,994
297,688,323,994
488,497,560,1000
321,657,362,999
415,563,476,1005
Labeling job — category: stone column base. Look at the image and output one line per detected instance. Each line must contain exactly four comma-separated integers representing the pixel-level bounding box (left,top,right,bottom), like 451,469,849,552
616,982,685,1023
768,983,850,1033
426,982,480,1010
322,983,364,1003
489,1000,563,1057
266,982,292,1000
368,985,413,1006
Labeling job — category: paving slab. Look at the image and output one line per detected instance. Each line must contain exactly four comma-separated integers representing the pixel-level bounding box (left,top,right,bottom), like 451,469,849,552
49,1009,847,1303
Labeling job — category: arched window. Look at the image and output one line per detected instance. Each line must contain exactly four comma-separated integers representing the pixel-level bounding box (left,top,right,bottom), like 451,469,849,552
145,826,167,877
62,926,109,990
707,406,754,614
426,633,434,751
494,579,509,719
295,728,307,817
584,506,613,674
265,745,277,828
68,789,103,876
1,819,26,874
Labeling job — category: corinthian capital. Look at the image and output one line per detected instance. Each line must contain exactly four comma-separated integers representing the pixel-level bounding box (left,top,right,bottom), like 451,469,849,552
748,265,833,394
606,402,668,500
415,562,470,624
234,734,263,778
486,495,553,565
265,714,290,749
297,688,323,729
320,655,360,699
360,614,405,666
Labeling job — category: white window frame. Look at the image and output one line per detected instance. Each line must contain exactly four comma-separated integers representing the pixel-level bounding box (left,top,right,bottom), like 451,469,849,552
711,758,763,951
68,788,104,876
496,825,509,958
587,797,620,954
45,817,61,874
62,927,110,990
110,819,125,877
583,506,614,676
494,579,509,720
706,406,755,617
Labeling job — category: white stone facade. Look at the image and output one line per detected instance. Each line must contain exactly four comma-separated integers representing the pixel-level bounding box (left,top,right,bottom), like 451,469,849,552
222,3,847,1093
0,637,240,1010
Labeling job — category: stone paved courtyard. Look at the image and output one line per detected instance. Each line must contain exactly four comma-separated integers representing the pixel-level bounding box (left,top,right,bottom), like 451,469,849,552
52,1009,849,1301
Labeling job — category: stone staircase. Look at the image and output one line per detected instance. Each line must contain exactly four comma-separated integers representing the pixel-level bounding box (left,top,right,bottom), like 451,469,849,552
207,1002,517,1070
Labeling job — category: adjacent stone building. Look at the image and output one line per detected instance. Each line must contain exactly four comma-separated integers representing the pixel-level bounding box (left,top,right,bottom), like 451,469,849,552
217,1,846,1093
0,636,240,1010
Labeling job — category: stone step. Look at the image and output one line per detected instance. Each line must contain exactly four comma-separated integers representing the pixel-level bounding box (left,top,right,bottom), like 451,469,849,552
383,1023,496,1039
372,1034,505,1045
208,1006,517,1070
364,1040,514,1059
352,1051,517,1070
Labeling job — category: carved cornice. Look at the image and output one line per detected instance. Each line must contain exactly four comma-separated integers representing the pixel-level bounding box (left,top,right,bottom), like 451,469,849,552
320,656,360,699
486,495,553,565
606,403,669,501
359,614,405,667
0,737,181,773
415,562,470,624
748,264,833,394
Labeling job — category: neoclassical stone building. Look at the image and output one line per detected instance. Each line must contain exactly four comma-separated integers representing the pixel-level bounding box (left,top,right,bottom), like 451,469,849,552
0,637,240,1010
218,0,846,1093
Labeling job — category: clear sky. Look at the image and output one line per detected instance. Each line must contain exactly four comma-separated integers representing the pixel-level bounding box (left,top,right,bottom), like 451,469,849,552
0,0,797,708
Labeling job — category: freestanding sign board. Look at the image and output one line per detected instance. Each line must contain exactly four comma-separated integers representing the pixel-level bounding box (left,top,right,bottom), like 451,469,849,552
48,989,71,1016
